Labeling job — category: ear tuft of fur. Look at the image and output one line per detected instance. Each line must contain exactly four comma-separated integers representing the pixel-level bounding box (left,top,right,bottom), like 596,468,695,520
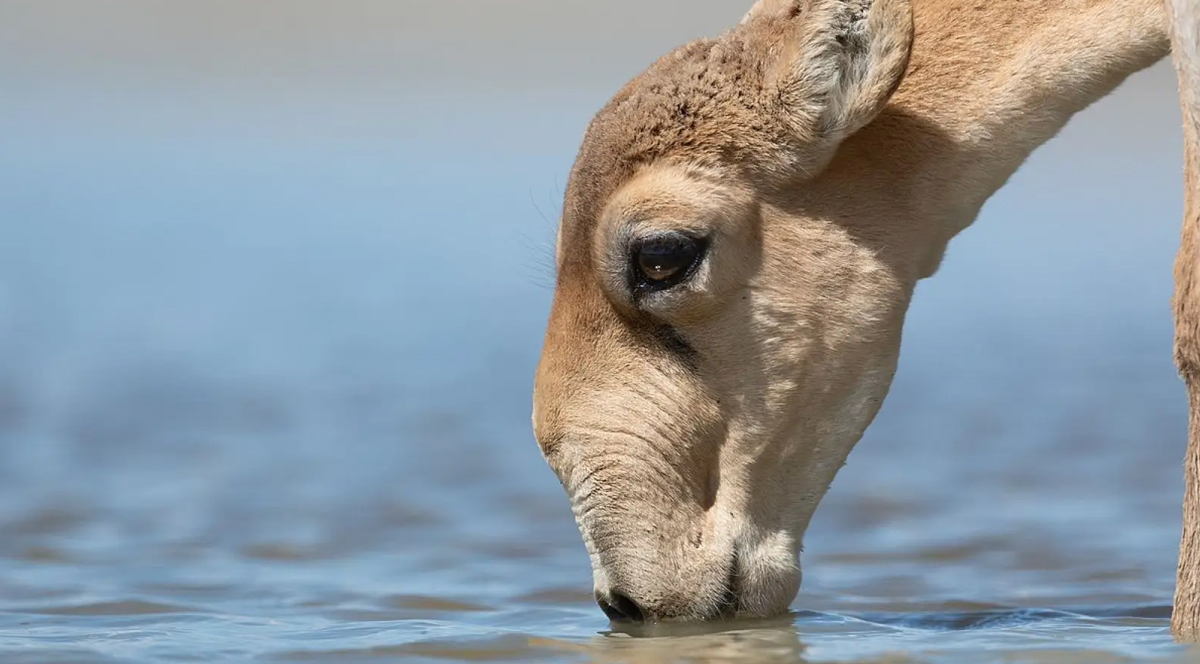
742,0,913,176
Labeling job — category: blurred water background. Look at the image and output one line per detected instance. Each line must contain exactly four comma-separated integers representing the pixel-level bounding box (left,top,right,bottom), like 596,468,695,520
0,1,1194,662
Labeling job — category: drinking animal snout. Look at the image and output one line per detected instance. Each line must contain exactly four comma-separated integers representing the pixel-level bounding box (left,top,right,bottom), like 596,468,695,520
596,590,647,623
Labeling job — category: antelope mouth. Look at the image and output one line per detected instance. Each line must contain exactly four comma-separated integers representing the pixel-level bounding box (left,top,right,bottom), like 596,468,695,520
594,548,744,624
717,549,741,619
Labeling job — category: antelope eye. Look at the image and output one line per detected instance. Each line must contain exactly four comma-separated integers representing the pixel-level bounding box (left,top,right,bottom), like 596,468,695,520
631,232,706,291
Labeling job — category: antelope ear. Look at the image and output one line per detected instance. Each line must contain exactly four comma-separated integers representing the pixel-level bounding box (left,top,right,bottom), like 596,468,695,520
742,0,913,175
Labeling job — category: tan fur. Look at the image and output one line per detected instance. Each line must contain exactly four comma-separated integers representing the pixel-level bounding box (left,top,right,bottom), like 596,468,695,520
533,0,1174,624
1171,0,1200,642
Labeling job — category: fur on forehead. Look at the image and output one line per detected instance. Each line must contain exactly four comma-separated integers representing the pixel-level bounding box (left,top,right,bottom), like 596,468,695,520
564,37,784,216
558,0,913,273
558,37,784,277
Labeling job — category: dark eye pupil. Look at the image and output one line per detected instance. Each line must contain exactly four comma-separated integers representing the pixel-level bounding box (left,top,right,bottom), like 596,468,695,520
635,235,701,285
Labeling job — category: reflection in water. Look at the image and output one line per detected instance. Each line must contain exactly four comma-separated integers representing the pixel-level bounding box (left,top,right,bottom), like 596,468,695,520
583,616,809,664
529,606,1187,663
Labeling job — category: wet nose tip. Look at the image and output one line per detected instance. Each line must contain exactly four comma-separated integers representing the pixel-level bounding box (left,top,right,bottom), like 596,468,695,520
596,590,646,622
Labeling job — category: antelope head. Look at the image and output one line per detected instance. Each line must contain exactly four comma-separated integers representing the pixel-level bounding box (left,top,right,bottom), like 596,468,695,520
533,0,916,622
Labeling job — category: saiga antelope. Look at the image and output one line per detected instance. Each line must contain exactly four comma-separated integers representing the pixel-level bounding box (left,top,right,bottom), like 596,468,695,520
531,0,1200,638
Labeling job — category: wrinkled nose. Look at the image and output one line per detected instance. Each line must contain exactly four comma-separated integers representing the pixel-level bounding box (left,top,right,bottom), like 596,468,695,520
596,590,647,622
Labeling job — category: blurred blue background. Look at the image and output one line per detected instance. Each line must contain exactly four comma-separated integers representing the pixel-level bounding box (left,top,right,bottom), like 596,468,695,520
0,2,1190,662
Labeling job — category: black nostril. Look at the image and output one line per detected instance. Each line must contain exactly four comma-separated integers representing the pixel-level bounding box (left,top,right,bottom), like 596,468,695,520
597,590,646,622
610,591,646,622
